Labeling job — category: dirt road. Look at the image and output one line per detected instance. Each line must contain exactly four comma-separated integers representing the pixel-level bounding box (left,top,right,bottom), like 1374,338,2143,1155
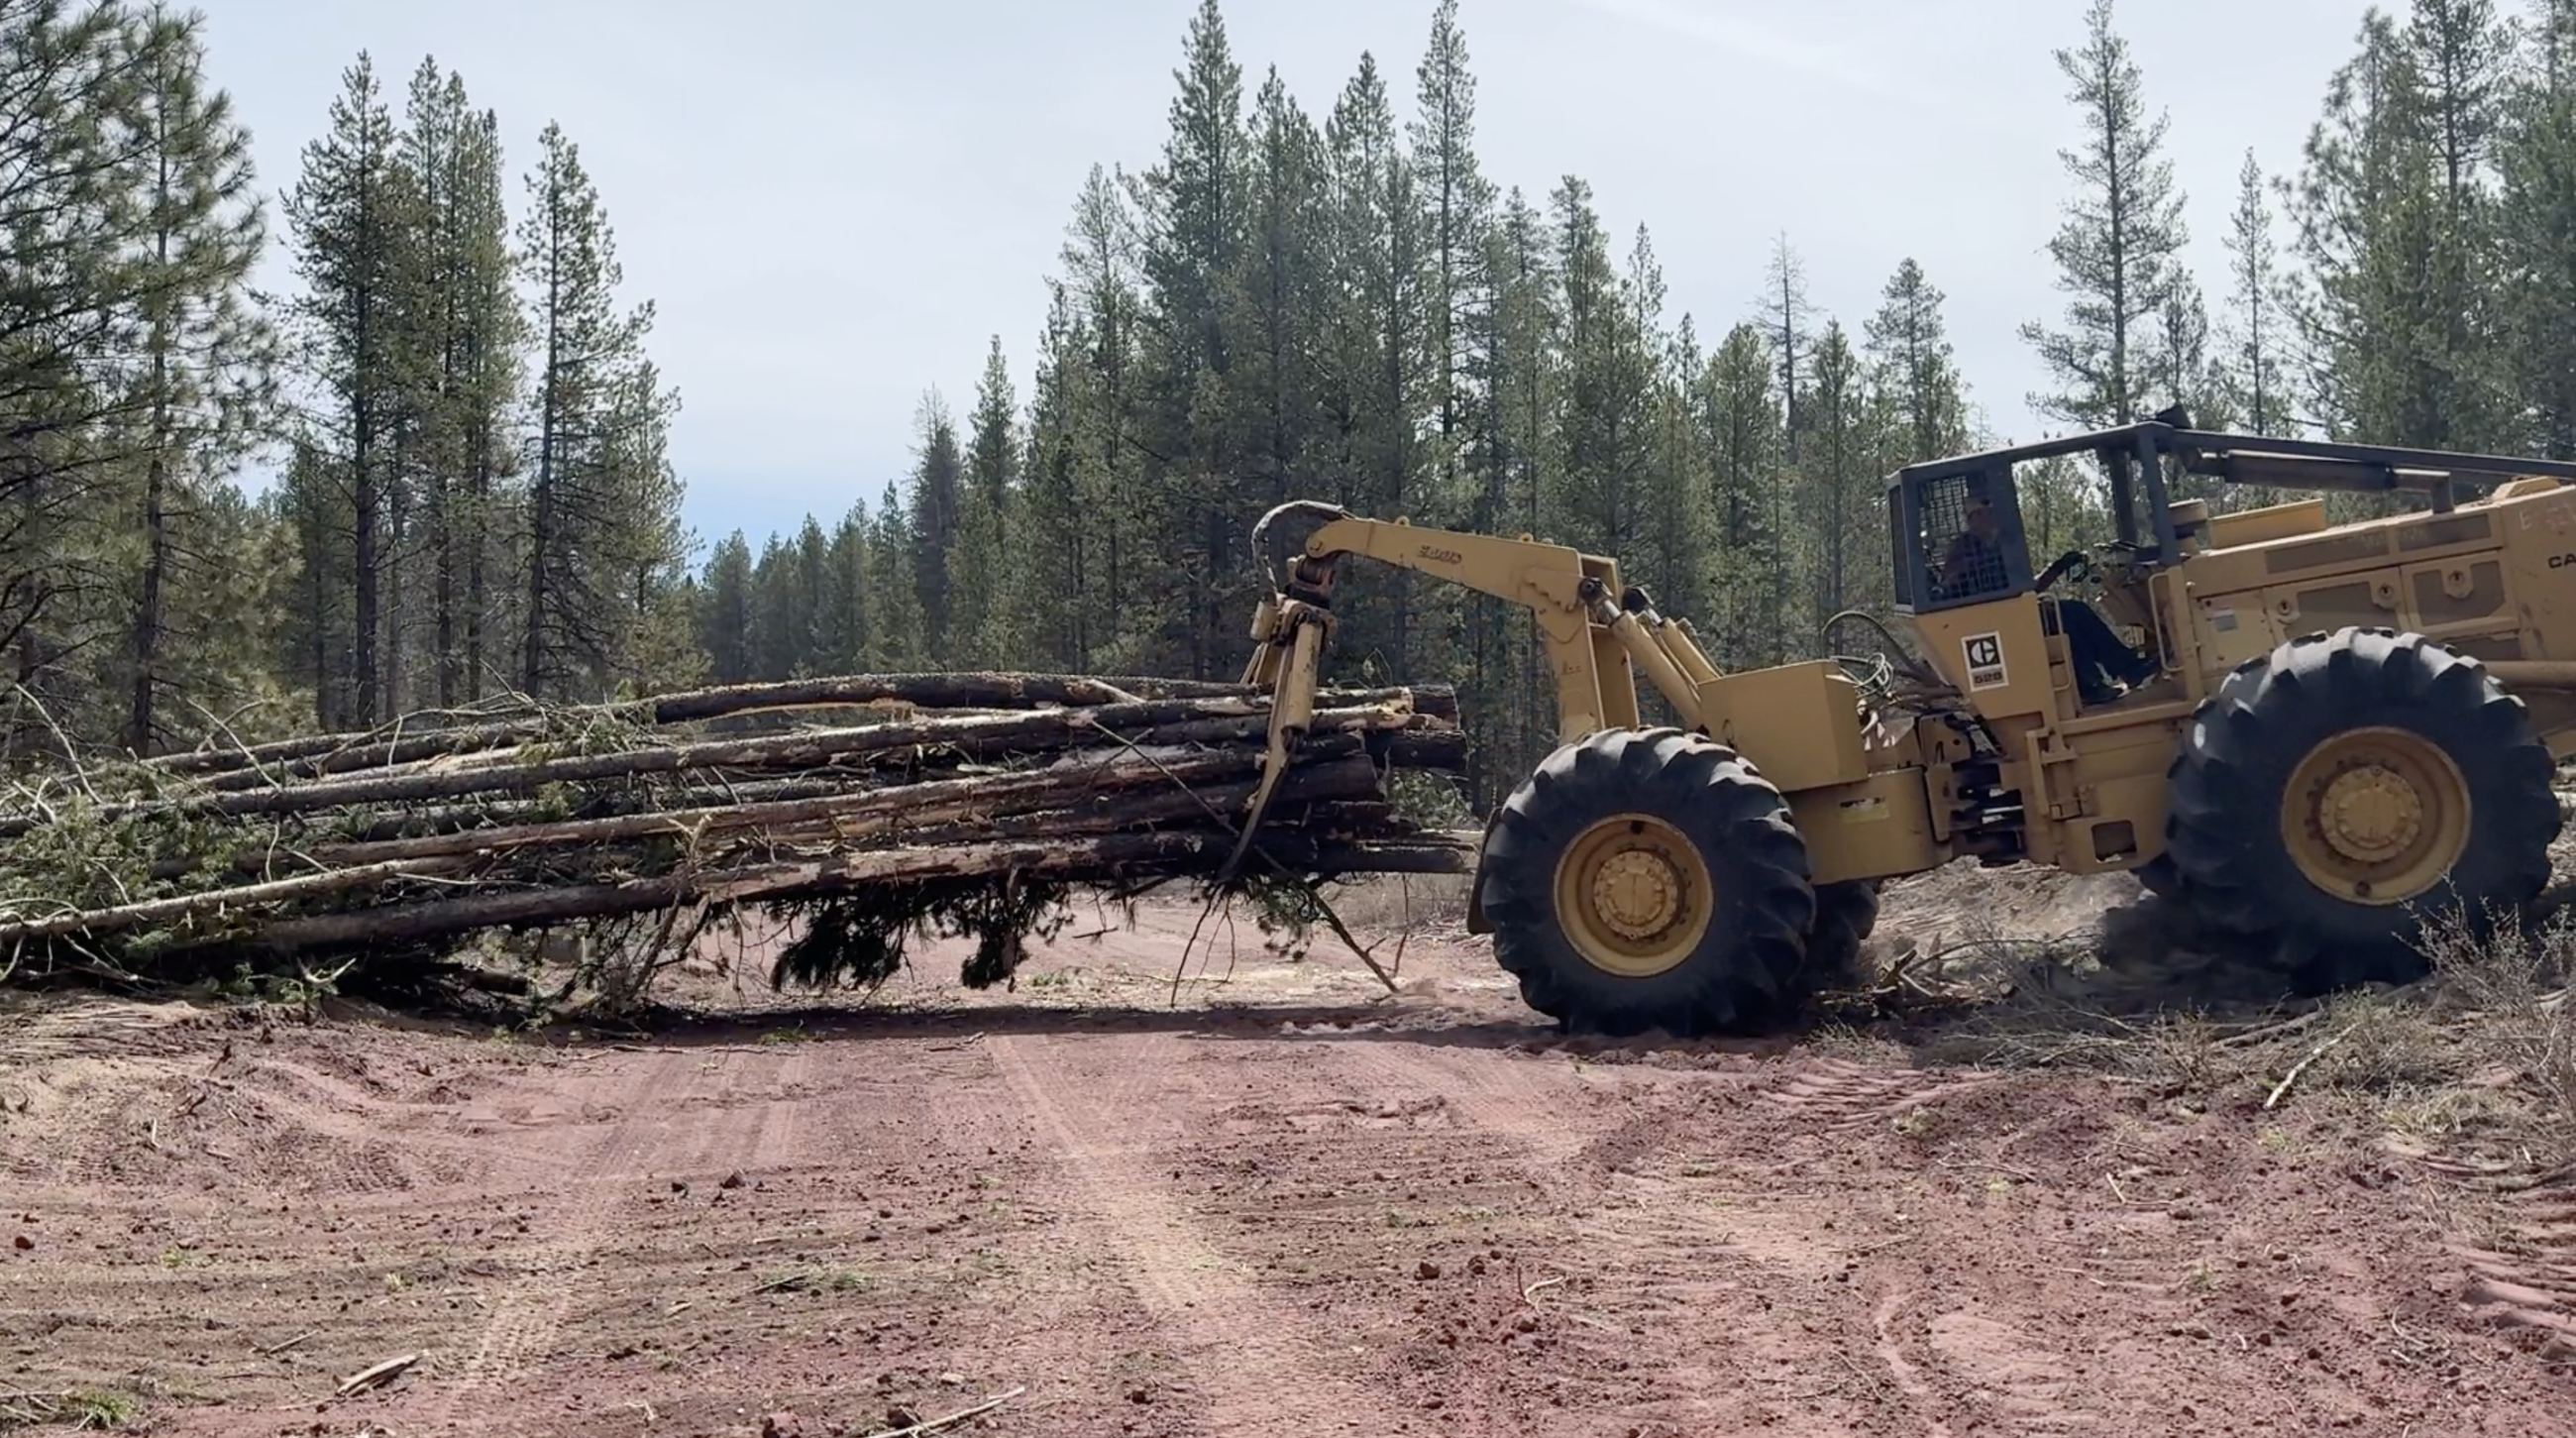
3,894,2572,1436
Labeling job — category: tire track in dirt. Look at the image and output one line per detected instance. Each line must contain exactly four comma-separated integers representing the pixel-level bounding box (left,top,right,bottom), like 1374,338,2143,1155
1758,1055,1993,1135
1339,1041,1592,1170
2456,1173,2576,1359
987,1031,1401,1434
1870,1283,2112,1437
408,1044,816,1430
1350,1041,2124,1436
1336,1043,1858,1432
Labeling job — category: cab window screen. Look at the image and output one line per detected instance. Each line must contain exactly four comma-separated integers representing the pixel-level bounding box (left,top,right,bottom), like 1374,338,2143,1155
1922,471,2009,602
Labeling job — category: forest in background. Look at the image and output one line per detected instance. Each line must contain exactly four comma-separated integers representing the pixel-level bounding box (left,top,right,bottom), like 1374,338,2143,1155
6,0,2574,809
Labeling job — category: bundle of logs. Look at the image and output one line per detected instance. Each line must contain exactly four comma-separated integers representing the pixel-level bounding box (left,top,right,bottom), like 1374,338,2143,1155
0,672,1471,998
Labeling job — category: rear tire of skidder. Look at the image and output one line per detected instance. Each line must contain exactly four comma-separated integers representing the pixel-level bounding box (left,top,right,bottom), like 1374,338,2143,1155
1478,727,1817,1038
2164,626,2560,991
1801,880,1881,993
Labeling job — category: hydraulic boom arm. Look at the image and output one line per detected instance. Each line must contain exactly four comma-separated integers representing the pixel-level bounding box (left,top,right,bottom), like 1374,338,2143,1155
1221,501,1729,881
1239,501,1725,741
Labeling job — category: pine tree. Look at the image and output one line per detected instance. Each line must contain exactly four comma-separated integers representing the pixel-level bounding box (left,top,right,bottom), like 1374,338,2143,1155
2020,0,2191,431
747,533,796,681
1864,259,1968,462
2406,0,2518,446
2500,0,2576,456
697,530,754,683
1547,180,1661,628
597,354,690,693
905,391,963,662
1461,184,1556,801
792,513,829,674
1410,0,1493,509
284,52,412,726
1701,322,1781,665
1321,51,1428,679
1137,0,1248,677
0,0,174,735
1803,320,1885,639
1014,285,1095,672
271,430,351,720
396,61,518,706
2220,151,2288,434
1232,67,1324,579
1050,166,1144,670
2283,10,2494,450
2154,270,2230,431
2411,0,2518,219
1762,234,1815,467
951,338,1018,667
822,498,871,672
516,119,660,698
1619,234,1705,643
866,481,925,669
112,5,274,754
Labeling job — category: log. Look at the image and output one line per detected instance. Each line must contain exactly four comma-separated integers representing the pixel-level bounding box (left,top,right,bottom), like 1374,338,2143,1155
10,699,1428,834
144,675,1460,780
626,673,1223,723
795,754,1387,855
297,740,1325,868
223,828,1470,956
222,831,1229,951
16,751,1404,953
8,667,1473,989
134,723,1458,883
0,856,469,940
624,674,1454,726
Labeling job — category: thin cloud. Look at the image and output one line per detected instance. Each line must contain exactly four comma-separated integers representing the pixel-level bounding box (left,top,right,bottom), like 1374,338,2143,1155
1561,0,1881,90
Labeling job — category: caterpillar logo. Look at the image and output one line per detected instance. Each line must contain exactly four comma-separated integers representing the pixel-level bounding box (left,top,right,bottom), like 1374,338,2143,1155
1415,544,1464,565
1962,631,2008,690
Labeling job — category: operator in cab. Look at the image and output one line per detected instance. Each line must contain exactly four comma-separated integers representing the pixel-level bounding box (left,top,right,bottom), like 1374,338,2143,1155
1939,489,2160,706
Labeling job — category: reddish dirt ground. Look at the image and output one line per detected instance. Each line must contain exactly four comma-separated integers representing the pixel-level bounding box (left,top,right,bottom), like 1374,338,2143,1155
4,887,2574,1436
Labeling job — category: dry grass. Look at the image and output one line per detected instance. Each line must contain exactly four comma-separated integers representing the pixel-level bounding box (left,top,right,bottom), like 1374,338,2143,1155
1317,871,1472,934
1903,898,2576,1163
0,1386,140,1431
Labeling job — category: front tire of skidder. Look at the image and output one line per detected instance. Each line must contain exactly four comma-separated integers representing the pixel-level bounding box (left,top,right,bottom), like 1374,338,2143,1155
1479,727,1817,1038
2164,626,2560,990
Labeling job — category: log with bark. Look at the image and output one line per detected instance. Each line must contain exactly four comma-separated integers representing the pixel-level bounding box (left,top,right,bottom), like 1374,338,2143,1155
0,672,1474,1002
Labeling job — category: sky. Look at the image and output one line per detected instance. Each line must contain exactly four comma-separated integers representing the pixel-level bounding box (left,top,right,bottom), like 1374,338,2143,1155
196,0,2389,554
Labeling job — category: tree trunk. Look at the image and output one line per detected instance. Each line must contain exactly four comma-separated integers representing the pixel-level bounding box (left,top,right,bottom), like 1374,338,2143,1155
127,450,169,757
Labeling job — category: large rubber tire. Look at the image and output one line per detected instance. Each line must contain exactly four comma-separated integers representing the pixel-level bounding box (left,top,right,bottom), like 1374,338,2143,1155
1479,727,1817,1038
2165,626,2560,990
2132,854,2184,900
1802,881,1881,992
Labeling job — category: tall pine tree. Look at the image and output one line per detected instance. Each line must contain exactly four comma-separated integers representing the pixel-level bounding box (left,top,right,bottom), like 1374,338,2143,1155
516,119,660,697
1864,259,1968,463
2220,151,2288,434
2500,0,2576,456
113,5,275,753
2020,0,2191,431
284,53,412,726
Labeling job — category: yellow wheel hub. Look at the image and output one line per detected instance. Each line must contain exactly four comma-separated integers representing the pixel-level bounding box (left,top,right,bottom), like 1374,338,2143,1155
2281,727,2470,905
2318,767,2423,863
1553,813,1714,977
